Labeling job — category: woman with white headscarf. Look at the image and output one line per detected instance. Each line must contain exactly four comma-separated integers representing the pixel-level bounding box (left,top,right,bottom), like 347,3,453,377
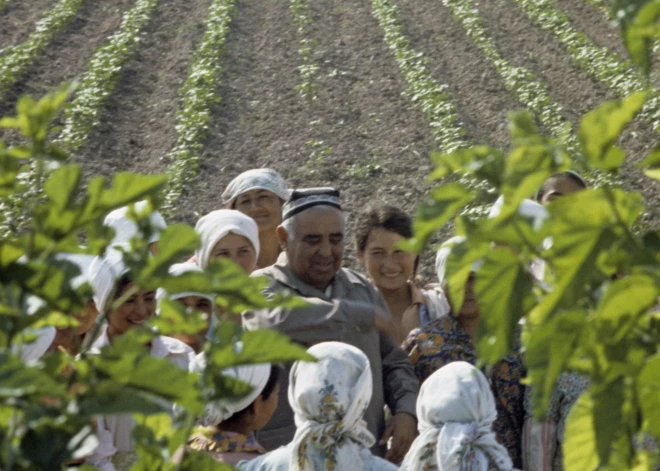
187,353,280,464
156,263,215,353
223,169,291,269
238,342,397,471
103,201,167,255
85,246,195,471
194,209,260,274
401,361,514,471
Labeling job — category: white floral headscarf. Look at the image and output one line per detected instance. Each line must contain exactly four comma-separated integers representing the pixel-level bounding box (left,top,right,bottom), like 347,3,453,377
222,168,291,207
400,361,513,471
288,342,375,471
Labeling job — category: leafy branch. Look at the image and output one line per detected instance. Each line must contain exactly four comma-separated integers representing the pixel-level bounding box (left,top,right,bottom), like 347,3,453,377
162,0,236,213
0,0,84,99
291,0,319,101
58,0,162,151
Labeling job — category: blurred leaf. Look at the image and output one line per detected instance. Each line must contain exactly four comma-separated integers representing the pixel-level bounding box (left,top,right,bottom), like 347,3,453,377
592,379,625,464
624,1,660,75
405,183,474,252
0,351,65,398
180,450,234,470
151,298,208,337
429,146,507,186
563,390,601,471
211,329,315,368
579,92,647,171
43,165,81,212
639,145,660,180
475,247,535,364
638,355,660,438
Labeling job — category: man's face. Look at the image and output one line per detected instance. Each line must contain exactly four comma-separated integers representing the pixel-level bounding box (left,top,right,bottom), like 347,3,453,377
282,207,345,291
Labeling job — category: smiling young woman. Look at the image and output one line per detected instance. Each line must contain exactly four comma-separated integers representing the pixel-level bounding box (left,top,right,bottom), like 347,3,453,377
355,205,450,344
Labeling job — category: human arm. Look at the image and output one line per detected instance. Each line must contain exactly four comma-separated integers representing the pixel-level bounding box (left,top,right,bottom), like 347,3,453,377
84,417,118,471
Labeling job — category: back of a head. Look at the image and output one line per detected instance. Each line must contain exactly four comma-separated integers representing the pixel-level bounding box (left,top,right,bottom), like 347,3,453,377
103,201,166,246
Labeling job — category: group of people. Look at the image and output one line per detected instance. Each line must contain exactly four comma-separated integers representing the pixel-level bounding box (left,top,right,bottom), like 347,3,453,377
18,168,598,470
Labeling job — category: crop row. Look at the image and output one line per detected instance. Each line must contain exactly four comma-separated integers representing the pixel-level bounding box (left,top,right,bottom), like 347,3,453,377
58,0,162,151
442,0,580,156
510,0,660,131
291,0,318,101
162,0,236,212
370,0,466,153
0,0,83,98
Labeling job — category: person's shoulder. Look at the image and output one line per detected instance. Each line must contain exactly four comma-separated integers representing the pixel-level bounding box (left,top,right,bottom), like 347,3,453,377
341,268,377,293
236,445,290,470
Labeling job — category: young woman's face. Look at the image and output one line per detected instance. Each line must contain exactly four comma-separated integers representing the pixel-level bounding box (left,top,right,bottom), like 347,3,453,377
107,283,157,338
360,227,416,292
234,189,283,232
210,233,258,274
173,295,213,352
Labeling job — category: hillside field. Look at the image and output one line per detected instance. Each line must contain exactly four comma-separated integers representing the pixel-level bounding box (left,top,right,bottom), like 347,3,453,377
0,0,658,278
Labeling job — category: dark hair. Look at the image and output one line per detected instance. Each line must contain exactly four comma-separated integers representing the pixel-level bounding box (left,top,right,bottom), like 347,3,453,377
222,365,281,426
355,205,414,253
354,204,418,274
113,274,134,301
536,171,587,201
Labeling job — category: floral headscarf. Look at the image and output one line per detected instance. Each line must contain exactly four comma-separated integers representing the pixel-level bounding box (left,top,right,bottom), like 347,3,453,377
288,342,375,471
400,361,513,471
222,168,291,207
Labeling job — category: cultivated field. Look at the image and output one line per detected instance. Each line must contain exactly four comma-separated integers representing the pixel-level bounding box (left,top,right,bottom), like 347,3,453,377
1,0,658,276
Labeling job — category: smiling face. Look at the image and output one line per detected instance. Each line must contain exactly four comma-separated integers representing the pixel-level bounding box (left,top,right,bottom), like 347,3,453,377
279,207,345,291
360,227,416,293
234,189,283,233
107,281,157,339
210,232,258,274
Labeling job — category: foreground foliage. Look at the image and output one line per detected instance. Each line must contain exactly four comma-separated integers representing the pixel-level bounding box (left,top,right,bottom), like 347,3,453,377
411,1,660,468
0,88,311,470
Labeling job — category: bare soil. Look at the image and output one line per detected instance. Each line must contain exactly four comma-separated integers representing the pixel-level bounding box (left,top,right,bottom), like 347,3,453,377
1,0,658,275
0,0,59,52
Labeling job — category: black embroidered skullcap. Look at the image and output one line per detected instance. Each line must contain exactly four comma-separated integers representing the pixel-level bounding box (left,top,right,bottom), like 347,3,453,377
282,188,342,221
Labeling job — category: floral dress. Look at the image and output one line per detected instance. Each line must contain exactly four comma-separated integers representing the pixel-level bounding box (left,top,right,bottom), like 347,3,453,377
403,313,526,468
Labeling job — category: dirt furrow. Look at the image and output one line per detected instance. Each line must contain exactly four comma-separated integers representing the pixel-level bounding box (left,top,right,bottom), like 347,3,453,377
77,0,213,179
551,0,629,59
300,0,441,270
0,0,133,119
393,0,522,151
175,0,310,225
0,0,59,52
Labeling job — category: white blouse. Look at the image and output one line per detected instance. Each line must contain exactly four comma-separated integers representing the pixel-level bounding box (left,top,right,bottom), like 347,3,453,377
85,325,195,471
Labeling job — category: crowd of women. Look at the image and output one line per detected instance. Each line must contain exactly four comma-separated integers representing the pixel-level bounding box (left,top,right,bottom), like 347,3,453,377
17,167,611,471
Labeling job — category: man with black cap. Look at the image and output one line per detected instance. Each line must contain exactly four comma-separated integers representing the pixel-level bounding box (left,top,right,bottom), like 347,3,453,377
242,188,419,464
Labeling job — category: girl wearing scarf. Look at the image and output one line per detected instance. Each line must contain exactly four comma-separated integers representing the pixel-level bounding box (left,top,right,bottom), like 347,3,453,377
156,263,214,353
85,247,195,471
188,354,280,464
400,361,515,471
238,342,398,471
222,169,291,269
194,209,261,274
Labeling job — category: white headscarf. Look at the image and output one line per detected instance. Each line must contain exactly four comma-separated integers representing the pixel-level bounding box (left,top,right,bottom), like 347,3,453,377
487,196,549,230
13,327,56,363
55,253,95,290
400,362,513,471
435,236,482,285
156,263,214,306
222,168,291,207
103,201,167,245
190,352,271,426
288,342,375,471
88,246,129,313
194,209,260,269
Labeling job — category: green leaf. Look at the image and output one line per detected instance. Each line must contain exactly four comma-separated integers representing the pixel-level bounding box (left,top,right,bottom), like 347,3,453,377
563,389,601,471
475,247,534,364
524,310,586,417
150,298,209,337
211,329,315,368
429,146,507,186
625,1,660,75
638,355,660,438
407,183,475,252
43,165,82,212
639,145,660,180
579,92,647,171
